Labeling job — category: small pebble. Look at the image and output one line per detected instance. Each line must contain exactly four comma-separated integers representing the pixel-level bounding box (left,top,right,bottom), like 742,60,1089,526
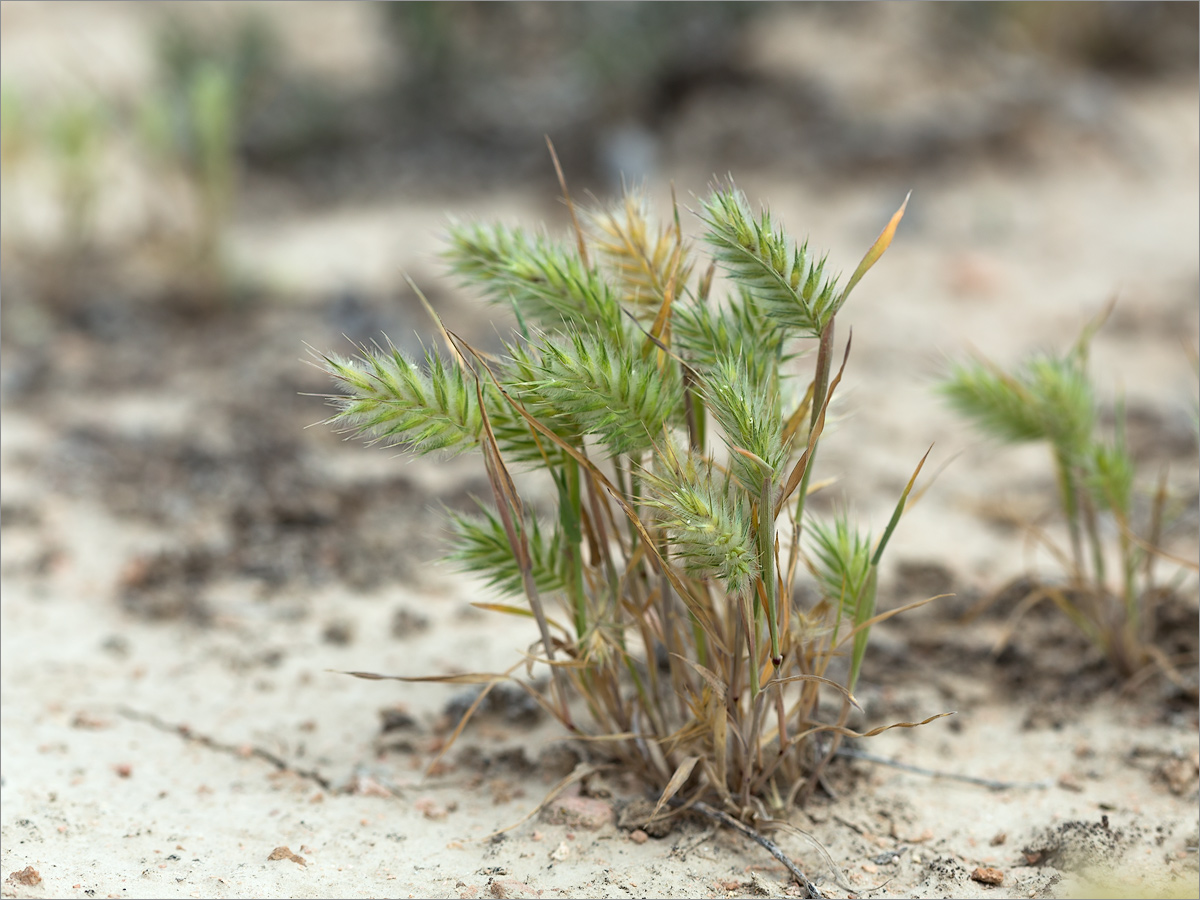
6,867,41,887
1057,773,1083,792
971,866,1004,886
629,829,649,844
542,791,615,831
321,619,355,645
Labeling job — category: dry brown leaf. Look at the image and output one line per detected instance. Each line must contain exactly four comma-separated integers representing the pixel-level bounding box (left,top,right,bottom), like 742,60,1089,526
267,846,306,867
648,755,700,822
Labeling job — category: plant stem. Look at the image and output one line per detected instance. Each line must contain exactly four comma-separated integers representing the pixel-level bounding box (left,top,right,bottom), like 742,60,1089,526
759,476,781,665
583,469,622,609
627,454,643,557
560,453,590,644
477,397,573,726
793,320,835,538
741,592,760,698
688,800,824,898
1140,468,1170,646
847,566,878,693
1053,449,1085,575
682,364,701,452
1080,492,1107,595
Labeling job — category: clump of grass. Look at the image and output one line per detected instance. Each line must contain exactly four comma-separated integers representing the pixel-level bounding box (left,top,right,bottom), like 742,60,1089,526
941,304,1198,685
317,162,945,851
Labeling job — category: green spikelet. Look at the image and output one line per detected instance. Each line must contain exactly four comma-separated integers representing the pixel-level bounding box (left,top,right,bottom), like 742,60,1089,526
642,449,760,597
444,221,625,339
320,344,482,455
674,287,785,386
698,354,785,486
1087,403,1134,516
447,505,565,597
941,354,1095,458
700,186,840,339
524,331,683,458
807,512,875,691
586,188,694,313
807,513,872,616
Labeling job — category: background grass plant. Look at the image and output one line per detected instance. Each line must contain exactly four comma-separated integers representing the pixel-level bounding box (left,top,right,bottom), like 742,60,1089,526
318,167,945,840
941,304,1199,688
137,33,246,305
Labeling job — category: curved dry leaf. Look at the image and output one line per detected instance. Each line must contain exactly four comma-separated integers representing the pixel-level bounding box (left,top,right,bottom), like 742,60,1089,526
649,755,700,822
431,679,501,775
840,191,910,303
470,603,573,635
340,670,507,684
836,594,951,648
670,653,726,701
518,652,592,669
856,711,955,737
767,673,862,711
795,712,954,744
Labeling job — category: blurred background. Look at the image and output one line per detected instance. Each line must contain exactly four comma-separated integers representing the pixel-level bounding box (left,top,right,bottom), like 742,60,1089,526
1,10,1197,891
1,1,1196,627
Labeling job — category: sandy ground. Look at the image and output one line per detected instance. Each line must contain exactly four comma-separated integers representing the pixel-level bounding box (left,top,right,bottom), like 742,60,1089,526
1,404,1198,900
2,4,1199,899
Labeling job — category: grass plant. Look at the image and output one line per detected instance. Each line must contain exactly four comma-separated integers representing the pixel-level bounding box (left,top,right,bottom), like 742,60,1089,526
136,14,272,306
941,305,1198,687
137,60,240,303
46,98,109,253
317,162,946,861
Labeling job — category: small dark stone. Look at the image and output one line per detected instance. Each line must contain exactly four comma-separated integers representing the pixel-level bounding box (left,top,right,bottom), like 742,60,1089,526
443,682,542,728
536,744,583,780
379,708,418,733
616,797,675,838
322,619,355,645
101,635,131,657
391,606,431,639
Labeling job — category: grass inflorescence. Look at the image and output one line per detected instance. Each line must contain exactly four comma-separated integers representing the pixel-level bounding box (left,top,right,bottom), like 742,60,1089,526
317,166,945,833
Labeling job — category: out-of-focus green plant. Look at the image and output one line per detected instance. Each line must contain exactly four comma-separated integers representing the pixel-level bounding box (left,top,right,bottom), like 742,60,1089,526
133,13,276,303
137,63,238,300
942,305,1198,684
154,11,276,100
316,167,946,868
187,62,236,269
1,85,32,172
46,98,109,252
